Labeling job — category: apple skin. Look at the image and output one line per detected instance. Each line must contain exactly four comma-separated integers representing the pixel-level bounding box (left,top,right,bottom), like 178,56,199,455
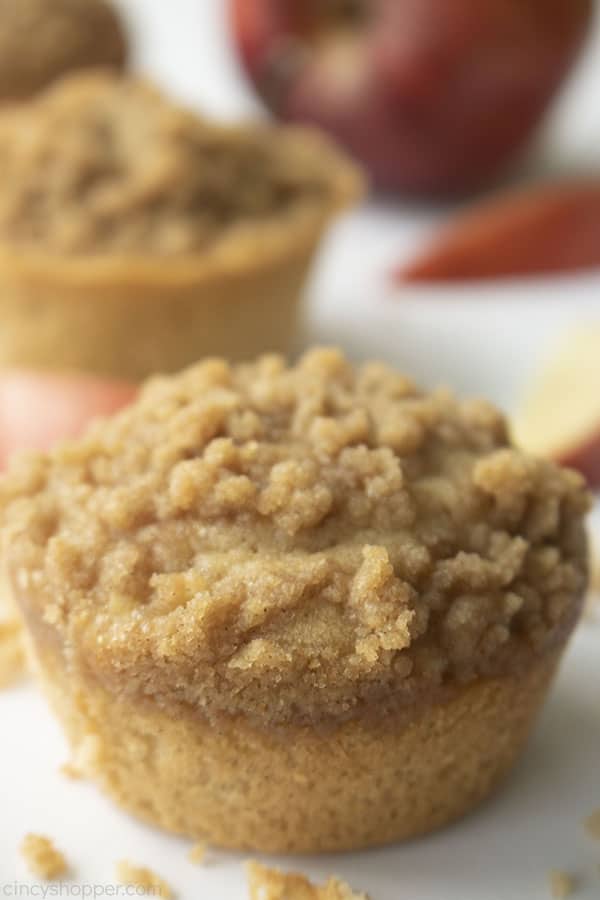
557,436,600,491
230,0,593,196
0,370,137,469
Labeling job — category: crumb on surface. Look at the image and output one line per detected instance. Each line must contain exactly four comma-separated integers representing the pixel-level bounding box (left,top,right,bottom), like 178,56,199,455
116,861,173,898
0,618,26,688
20,834,68,880
246,861,369,899
549,870,575,898
188,842,206,864
59,761,83,780
584,809,600,839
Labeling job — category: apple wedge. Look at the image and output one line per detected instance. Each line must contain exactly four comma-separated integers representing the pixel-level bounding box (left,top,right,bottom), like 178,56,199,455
0,370,137,469
514,329,600,487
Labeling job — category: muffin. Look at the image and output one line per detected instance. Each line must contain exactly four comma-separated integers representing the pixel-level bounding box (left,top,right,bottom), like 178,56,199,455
0,0,126,102
0,349,589,853
0,73,362,380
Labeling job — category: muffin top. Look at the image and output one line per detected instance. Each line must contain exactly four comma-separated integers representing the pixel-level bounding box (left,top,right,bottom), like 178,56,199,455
0,0,126,102
1,349,589,726
0,72,361,258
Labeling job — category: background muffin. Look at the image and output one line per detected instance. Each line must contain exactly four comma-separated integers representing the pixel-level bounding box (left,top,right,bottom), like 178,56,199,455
1,349,589,853
0,0,127,102
0,73,362,379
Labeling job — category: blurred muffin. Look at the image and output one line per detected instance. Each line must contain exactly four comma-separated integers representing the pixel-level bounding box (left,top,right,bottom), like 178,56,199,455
0,73,362,379
0,0,127,102
1,349,589,852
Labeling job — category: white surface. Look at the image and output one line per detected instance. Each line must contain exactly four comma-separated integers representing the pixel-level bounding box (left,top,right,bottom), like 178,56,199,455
2,1,600,896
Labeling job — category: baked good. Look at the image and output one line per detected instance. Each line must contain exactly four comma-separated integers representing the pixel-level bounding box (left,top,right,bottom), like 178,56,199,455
1,348,589,853
0,0,126,102
0,74,361,379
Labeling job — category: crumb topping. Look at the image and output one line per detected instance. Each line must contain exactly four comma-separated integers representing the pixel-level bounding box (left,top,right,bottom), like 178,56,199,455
20,834,68,880
0,73,359,257
116,861,172,898
1,349,589,726
0,0,126,102
247,862,368,900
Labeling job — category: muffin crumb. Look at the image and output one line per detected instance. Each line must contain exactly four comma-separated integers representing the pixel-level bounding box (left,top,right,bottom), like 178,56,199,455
0,619,25,688
584,809,600,839
20,834,68,880
116,861,173,898
247,862,369,899
59,761,83,780
188,842,207,864
549,871,575,898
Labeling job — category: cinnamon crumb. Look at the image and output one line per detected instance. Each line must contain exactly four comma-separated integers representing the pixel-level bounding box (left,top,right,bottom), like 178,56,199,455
246,861,369,899
188,842,206,864
549,870,575,898
583,809,600,839
116,861,173,898
20,834,68,880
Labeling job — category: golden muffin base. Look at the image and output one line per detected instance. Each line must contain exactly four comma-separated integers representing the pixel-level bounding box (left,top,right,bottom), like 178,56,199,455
26,635,560,854
0,238,316,381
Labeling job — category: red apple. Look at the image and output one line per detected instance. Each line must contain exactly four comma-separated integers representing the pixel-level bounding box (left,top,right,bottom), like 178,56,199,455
514,330,600,488
230,0,592,196
0,370,136,469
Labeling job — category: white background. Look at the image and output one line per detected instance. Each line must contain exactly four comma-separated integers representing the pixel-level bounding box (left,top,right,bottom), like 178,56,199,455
1,2,600,897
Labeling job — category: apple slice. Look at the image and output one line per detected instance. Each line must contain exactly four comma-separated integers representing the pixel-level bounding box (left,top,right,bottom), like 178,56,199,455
395,180,600,282
514,329,600,487
0,370,137,469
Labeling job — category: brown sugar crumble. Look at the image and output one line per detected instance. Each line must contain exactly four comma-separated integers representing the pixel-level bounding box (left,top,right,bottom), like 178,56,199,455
0,73,355,258
549,870,576,899
583,809,600,839
116,861,173,898
20,834,68,880
247,862,369,899
0,348,589,728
